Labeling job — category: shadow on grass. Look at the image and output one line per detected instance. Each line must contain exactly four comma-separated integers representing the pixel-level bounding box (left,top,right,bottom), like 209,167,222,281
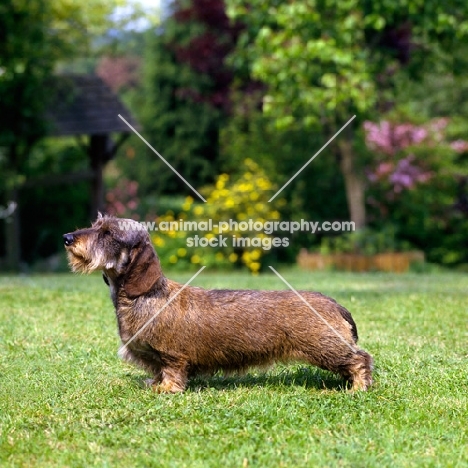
190,367,347,392
128,366,347,393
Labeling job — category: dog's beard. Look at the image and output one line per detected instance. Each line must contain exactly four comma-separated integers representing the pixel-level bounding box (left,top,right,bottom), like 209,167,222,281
67,243,129,276
66,246,109,273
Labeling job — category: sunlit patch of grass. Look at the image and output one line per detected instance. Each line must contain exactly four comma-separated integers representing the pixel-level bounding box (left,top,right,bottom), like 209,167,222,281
0,271,467,467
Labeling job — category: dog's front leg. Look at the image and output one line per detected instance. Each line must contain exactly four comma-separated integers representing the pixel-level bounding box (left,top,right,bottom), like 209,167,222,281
150,356,189,394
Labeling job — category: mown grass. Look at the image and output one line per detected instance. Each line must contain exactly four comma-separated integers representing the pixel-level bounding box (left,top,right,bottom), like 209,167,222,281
0,270,467,467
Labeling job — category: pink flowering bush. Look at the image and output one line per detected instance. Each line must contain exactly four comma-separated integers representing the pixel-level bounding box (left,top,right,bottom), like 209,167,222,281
362,118,464,194
363,117,468,264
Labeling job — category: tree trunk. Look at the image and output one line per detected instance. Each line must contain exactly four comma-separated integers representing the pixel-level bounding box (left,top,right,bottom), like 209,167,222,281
338,137,366,230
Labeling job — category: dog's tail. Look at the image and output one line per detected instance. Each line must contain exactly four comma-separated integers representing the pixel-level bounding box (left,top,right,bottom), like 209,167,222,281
337,305,359,343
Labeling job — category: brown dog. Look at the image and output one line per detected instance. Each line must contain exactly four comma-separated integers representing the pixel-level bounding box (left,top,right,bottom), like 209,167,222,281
64,214,373,393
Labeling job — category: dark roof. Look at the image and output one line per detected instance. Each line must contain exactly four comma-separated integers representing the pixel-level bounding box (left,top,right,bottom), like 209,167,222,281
47,74,140,136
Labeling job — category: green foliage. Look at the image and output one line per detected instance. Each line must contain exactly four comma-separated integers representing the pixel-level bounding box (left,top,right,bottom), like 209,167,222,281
0,0,123,175
0,0,124,197
382,175,468,265
386,50,468,265
225,1,468,234
225,0,468,265
220,98,349,254
1,272,467,466
227,0,468,127
0,0,128,268
319,226,413,256
125,1,235,197
0,0,54,175
364,115,468,264
18,141,91,263
122,31,220,195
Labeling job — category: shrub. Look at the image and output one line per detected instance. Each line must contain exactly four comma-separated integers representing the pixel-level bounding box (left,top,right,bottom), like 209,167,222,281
318,225,414,256
152,159,284,274
363,117,468,265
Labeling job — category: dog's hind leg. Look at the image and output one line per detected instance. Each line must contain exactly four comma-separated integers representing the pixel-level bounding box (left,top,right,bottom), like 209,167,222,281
340,350,373,391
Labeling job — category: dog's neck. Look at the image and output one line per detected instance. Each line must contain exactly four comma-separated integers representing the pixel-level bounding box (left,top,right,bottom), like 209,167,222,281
102,271,120,308
103,245,167,306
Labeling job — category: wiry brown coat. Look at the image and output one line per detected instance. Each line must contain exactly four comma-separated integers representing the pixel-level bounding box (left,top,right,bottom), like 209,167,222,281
64,215,373,393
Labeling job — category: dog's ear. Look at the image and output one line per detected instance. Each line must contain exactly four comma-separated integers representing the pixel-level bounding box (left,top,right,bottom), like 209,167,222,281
123,241,163,298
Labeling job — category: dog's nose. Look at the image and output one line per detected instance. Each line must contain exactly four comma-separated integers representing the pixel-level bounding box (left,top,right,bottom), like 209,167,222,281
63,233,75,247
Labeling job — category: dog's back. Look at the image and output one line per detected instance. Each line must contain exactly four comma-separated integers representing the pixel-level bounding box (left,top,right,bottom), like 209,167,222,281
122,283,371,389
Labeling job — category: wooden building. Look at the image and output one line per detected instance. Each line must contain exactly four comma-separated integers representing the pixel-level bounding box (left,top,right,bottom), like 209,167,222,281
4,74,139,271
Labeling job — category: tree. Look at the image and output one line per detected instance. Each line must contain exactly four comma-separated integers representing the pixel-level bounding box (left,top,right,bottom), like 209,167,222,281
0,0,122,171
226,1,468,228
135,0,240,196
0,0,123,269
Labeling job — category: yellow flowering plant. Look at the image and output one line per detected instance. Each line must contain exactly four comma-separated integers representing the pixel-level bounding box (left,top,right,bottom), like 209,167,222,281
152,159,285,274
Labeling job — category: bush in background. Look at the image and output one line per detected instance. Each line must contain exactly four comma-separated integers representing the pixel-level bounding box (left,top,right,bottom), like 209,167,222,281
152,159,284,274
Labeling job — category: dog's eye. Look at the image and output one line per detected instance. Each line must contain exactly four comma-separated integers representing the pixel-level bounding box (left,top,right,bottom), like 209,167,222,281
103,230,111,236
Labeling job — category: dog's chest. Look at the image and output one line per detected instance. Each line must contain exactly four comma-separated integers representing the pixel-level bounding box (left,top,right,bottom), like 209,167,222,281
114,303,139,341
117,335,162,366
115,304,163,364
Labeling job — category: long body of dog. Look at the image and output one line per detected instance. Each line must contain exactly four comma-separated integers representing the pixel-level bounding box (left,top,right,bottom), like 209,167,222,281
64,215,373,393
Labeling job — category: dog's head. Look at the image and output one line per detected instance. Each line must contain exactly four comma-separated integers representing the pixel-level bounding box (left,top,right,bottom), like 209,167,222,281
63,214,163,297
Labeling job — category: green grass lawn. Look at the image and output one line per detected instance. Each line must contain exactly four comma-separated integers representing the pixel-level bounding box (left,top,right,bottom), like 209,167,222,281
0,270,467,467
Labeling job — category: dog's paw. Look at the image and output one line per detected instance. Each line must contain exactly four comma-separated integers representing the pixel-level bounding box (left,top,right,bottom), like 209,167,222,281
151,380,186,394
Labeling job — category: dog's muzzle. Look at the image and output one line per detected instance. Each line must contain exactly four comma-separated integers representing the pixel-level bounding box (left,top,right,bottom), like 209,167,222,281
63,233,75,247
